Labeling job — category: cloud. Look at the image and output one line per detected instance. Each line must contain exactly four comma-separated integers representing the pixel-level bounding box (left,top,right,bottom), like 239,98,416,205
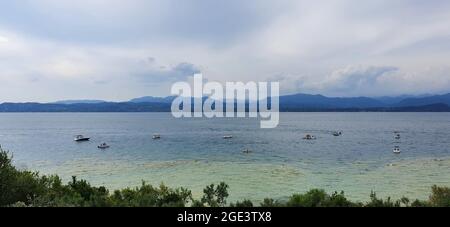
133,60,202,84
94,80,110,85
0,35,8,42
0,0,287,47
322,65,399,95
1,1,450,101
0,29,201,101
275,65,450,97
376,66,450,95
172,62,201,77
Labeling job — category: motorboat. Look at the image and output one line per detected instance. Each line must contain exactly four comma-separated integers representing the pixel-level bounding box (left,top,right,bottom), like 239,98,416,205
98,143,110,149
303,134,316,140
393,146,401,154
153,134,161,140
333,131,342,137
74,135,90,142
223,135,233,139
395,134,401,140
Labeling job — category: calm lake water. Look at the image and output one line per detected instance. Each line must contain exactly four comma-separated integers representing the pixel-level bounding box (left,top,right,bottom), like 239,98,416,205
1,113,449,202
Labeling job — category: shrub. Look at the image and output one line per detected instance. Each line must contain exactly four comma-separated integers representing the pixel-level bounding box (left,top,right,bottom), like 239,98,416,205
365,192,400,207
286,189,357,207
429,185,450,207
0,148,48,206
230,199,254,207
287,189,328,207
111,182,192,207
200,182,229,207
260,198,284,207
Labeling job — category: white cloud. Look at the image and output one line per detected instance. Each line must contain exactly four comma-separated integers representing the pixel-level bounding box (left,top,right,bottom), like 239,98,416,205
274,65,450,97
0,35,8,43
322,65,399,95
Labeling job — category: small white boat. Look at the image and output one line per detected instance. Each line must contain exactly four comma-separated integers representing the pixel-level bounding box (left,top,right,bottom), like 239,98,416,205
152,134,161,140
74,135,90,142
393,146,401,154
333,131,342,137
223,135,233,139
98,143,110,149
303,134,316,140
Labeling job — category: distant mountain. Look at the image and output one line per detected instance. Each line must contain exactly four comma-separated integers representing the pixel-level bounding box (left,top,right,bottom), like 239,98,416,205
129,96,175,103
279,93,384,109
52,100,107,104
394,93,450,107
373,95,415,105
0,102,170,112
1,93,449,112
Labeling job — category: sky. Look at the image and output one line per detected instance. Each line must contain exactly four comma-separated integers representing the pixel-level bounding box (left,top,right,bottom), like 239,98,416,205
0,0,450,102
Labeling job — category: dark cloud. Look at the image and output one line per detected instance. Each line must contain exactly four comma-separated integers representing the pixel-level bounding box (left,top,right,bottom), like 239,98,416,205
172,62,201,76
134,61,201,84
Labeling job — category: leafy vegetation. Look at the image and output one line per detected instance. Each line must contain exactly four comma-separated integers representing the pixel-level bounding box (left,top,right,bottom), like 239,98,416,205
1,147,450,207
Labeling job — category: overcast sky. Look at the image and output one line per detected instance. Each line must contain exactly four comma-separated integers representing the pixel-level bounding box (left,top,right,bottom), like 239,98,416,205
1,0,450,102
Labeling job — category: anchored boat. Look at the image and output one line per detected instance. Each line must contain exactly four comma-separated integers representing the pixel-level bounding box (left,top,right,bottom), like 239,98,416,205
303,134,316,140
333,131,342,137
98,143,110,149
74,135,90,142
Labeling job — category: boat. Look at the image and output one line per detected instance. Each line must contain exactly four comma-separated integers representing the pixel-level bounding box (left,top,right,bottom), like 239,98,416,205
74,135,90,142
333,131,342,137
98,143,110,149
303,134,316,140
242,148,252,154
152,134,161,140
395,134,401,140
393,146,401,154
223,135,233,139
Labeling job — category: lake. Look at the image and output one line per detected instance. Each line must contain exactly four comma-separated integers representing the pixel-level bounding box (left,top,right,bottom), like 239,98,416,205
1,112,449,202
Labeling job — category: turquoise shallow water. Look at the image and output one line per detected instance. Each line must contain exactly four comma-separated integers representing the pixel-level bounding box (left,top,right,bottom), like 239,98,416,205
0,112,449,202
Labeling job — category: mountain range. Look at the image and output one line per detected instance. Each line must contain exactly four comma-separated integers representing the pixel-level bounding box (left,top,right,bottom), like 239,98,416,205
0,93,449,112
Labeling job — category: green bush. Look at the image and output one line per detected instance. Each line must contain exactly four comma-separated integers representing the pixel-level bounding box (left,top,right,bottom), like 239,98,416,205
111,182,192,207
364,191,400,207
197,182,229,207
0,148,49,206
230,199,254,207
259,198,284,207
429,185,450,207
287,189,328,207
